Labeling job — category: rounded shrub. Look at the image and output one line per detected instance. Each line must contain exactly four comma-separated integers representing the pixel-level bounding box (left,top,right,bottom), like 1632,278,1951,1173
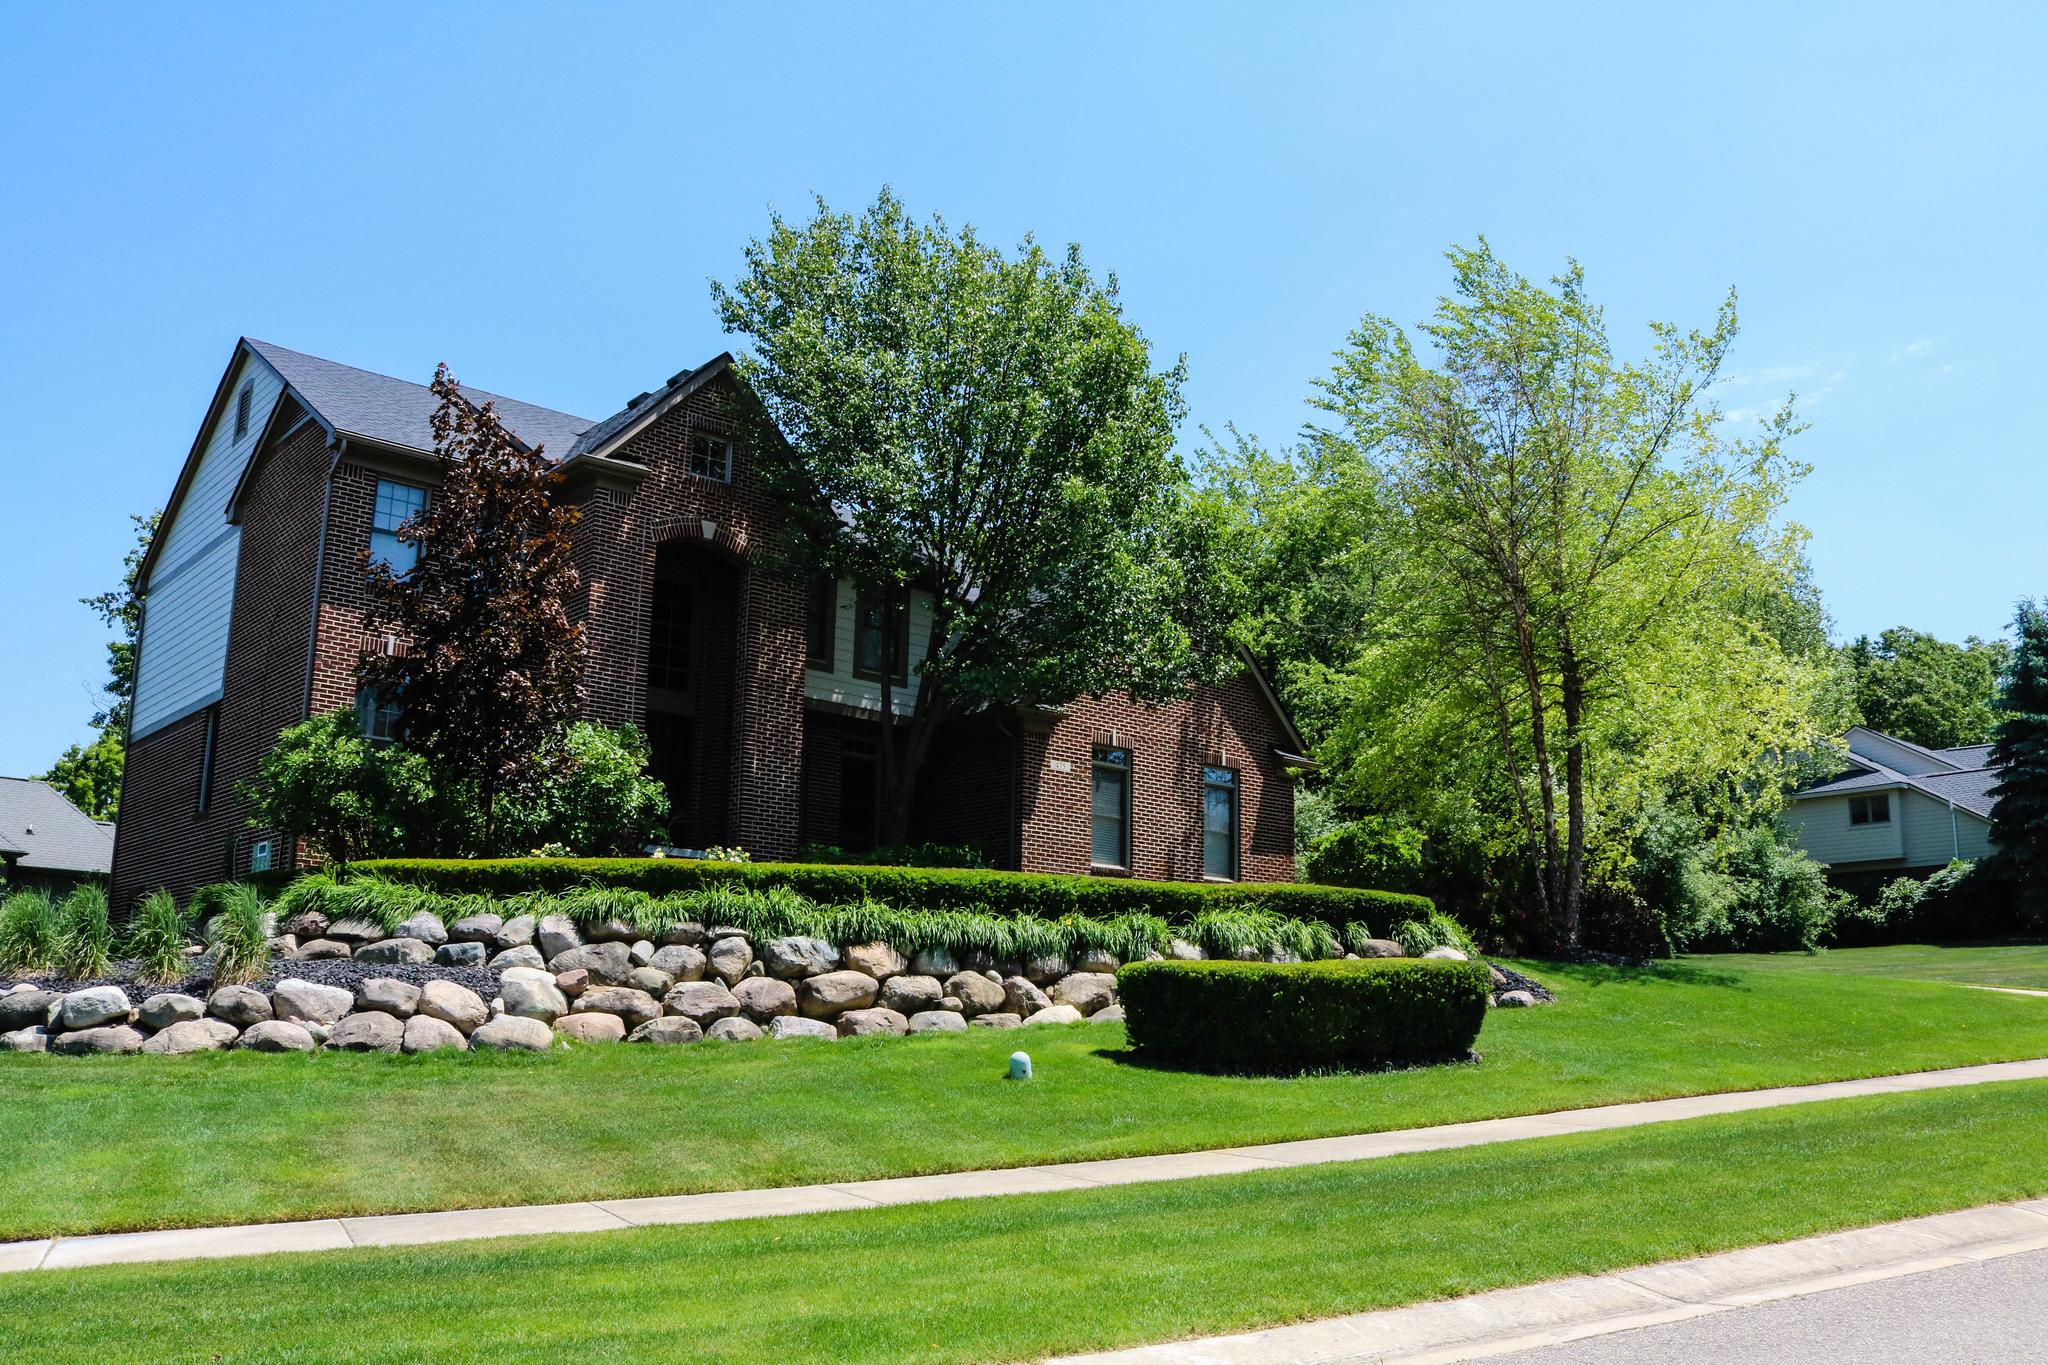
1117,958,1492,1073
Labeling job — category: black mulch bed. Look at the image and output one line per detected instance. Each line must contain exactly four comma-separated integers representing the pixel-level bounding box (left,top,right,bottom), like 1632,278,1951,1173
1,957,503,1001
1485,960,1556,1002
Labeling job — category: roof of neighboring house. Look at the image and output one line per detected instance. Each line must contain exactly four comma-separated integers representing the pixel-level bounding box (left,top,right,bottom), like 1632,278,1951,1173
0,778,114,876
1793,728,2001,820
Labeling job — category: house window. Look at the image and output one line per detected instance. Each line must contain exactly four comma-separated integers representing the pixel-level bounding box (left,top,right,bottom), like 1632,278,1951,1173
355,686,403,745
234,381,254,441
647,579,692,692
853,588,909,684
1091,748,1131,869
1849,794,1891,826
690,434,732,482
806,577,837,670
370,479,428,576
1202,766,1239,880
196,706,219,815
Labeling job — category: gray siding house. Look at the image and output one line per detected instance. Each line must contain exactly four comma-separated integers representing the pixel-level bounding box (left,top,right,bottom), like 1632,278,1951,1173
1781,726,1998,874
0,778,115,896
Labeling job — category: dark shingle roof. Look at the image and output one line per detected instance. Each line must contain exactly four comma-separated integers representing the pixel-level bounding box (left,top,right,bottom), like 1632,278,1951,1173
245,339,597,458
566,354,731,459
0,778,114,876
1937,744,1996,771
1793,731,2003,821
1911,768,2002,819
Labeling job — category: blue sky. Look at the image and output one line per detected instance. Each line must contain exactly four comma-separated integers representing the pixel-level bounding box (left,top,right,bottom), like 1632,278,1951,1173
2,2,2043,777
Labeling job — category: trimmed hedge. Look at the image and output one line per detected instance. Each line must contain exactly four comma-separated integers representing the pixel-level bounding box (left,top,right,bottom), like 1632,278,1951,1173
348,857,1431,929
1117,958,1491,1072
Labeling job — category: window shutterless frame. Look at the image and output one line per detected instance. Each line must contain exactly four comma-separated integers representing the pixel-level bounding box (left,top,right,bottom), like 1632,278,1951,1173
806,576,837,670
852,588,909,684
370,479,428,576
1091,747,1132,870
1202,765,1239,880
1849,794,1891,826
689,433,733,482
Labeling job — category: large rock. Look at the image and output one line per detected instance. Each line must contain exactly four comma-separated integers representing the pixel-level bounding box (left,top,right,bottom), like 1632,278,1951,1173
1423,946,1469,961
1167,938,1207,961
555,969,591,998
844,942,907,979
707,936,753,984
906,1010,967,1034
969,1012,1022,1029
1092,1004,1126,1024
650,944,707,981
663,980,742,1026
800,970,880,1018
357,937,435,965
238,1019,317,1052
1023,1004,1085,1027
470,1014,553,1051
418,980,489,1035
1048,972,1117,1016
329,1011,405,1052
1076,947,1121,974
583,917,640,944
402,1014,469,1053
766,1015,837,1041
1002,976,1050,1017
705,1016,763,1042
141,1018,240,1054
764,936,840,980
494,914,537,950
573,986,662,1030
1357,938,1405,959
731,975,796,1023
0,1026,48,1052
1496,990,1538,1008
658,921,709,947
630,939,656,967
436,941,486,968
554,1012,625,1044
536,914,583,960
280,909,331,941
547,941,632,985
943,971,1006,1018
207,985,273,1028
0,989,60,1031
354,978,421,1018
837,1007,908,1038
879,974,943,1014
626,966,674,996
909,947,959,978
326,918,383,946
57,986,134,1031
1023,954,1071,985
52,1024,146,1055
499,974,569,1023
269,979,354,1026
627,1016,703,1045
297,938,352,960
447,913,503,944
488,945,546,970
394,912,448,946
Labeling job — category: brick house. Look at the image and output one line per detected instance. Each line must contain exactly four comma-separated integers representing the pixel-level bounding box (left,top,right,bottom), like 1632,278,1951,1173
112,339,1311,907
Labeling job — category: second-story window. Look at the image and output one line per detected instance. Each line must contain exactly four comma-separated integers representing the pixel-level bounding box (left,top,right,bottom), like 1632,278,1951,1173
647,579,692,692
370,479,428,576
690,434,732,482
806,577,837,670
355,686,404,744
853,588,909,684
1849,794,1891,826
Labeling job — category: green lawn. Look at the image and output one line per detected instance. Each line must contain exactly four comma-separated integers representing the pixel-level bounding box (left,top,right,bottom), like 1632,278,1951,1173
4,955,2048,1240
6,1080,2047,1363
1702,941,2048,990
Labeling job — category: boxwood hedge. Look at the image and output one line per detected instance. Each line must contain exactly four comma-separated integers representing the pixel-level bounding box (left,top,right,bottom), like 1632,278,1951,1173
348,857,1430,929
1117,958,1491,1072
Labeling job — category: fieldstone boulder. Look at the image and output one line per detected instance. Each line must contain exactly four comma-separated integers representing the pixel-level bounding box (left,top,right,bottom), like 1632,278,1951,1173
705,1016,763,1042
554,1012,625,1044
940,996,965,1013
664,980,742,1026
358,937,435,965
626,966,674,996
1049,972,1117,1016
800,970,880,1018
140,1018,240,1055
1023,954,1071,985
556,969,591,998
909,947,959,978
944,971,1006,1018
627,940,655,968
355,978,421,1018
764,936,840,980
658,921,709,947
52,1024,146,1055
1423,946,1469,961
731,975,796,1023
647,944,706,981
326,918,383,946
419,980,489,1035
488,944,546,970
271,979,355,1027
0,989,60,1030
1092,1004,1126,1024
494,914,537,950
436,941,486,968
583,917,639,944
1024,1004,1085,1027
1076,947,1121,974
238,1019,317,1052
0,1026,48,1052
499,973,569,1023
270,934,301,960
298,938,352,960
1168,938,1207,961
393,912,447,946
767,1015,837,1041
879,974,943,1014
208,985,273,1028
547,941,632,985
906,1010,967,1034
1357,938,1405,959
402,1014,468,1053
1002,976,1050,1017
1497,990,1537,1008
627,1016,704,1045
536,914,583,960
837,1006,909,1037
280,909,330,940
707,936,753,984
969,1012,1022,1029
448,913,503,944
58,986,134,1031
574,986,661,1030
329,1011,404,1053
845,942,907,979
470,1014,553,1051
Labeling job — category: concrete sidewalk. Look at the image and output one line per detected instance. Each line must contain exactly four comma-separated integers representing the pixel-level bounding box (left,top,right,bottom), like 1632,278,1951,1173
1051,1199,2048,1364
5,1056,2047,1275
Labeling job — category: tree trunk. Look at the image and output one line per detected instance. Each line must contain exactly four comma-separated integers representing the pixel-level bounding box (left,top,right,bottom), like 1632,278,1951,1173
1510,596,1564,933
1559,639,1587,946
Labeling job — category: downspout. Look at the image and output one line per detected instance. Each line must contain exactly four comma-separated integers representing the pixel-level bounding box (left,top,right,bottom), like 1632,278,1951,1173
1949,797,1960,862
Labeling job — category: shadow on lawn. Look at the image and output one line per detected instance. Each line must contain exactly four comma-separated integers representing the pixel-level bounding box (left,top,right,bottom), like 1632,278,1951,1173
1515,958,1747,992
1089,1046,1484,1079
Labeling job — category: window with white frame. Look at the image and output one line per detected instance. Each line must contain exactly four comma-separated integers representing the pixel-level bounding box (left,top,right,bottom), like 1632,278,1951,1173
690,433,732,482
355,686,404,745
1202,766,1239,879
1849,794,1891,826
370,479,428,576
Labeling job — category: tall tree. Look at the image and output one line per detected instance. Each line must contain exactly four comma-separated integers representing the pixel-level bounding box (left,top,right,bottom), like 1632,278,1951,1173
1843,626,2009,749
41,510,159,820
713,190,1235,844
1986,600,2048,909
1307,242,1825,947
360,368,586,852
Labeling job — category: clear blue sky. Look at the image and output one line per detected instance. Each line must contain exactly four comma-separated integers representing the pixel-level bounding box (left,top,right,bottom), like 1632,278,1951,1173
3,2,2043,777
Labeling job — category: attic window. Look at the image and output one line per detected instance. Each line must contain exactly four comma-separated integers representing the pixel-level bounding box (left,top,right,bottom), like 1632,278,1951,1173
1849,794,1891,826
234,381,254,441
690,434,732,482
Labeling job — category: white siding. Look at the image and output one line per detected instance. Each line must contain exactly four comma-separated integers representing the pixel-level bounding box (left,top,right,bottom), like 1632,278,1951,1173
1779,790,1904,865
130,353,287,738
802,578,935,718
1900,790,1994,865
1845,727,1954,776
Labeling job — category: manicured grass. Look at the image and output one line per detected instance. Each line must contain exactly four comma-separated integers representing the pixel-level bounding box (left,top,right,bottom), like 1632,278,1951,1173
4,956,2048,1240
1703,941,2048,990
6,1081,2048,1363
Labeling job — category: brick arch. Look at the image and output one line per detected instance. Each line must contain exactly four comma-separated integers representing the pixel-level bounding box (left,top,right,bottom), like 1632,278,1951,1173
639,513,750,562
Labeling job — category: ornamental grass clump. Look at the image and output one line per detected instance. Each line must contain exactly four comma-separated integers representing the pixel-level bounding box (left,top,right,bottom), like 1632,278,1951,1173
204,883,272,985
0,887,58,973
1392,910,1478,958
124,889,192,983
54,884,114,980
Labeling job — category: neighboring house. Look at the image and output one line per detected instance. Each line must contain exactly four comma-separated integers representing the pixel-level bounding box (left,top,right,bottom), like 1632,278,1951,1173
112,339,1309,907
0,777,116,896
1781,725,1998,876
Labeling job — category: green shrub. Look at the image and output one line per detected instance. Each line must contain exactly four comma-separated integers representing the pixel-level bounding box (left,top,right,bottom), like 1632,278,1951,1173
124,889,192,983
201,883,272,984
1304,817,1427,895
794,841,989,869
54,884,113,979
502,723,670,856
1392,909,1478,957
242,709,437,867
0,887,58,972
1118,958,1492,1072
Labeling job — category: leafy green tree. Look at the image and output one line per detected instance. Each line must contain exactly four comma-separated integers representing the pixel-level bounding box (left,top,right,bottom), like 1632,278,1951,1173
241,710,436,869
502,724,670,855
39,511,158,820
38,730,125,824
713,190,1236,844
1987,600,2048,913
1844,627,2009,749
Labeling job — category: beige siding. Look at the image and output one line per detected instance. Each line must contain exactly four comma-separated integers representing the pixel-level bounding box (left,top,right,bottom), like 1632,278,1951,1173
1846,727,1952,776
1779,790,1904,865
802,578,935,718
1900,790,1994,865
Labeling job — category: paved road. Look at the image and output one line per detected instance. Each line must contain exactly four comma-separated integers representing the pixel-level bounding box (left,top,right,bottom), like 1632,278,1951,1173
1496,1247,2048,1364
